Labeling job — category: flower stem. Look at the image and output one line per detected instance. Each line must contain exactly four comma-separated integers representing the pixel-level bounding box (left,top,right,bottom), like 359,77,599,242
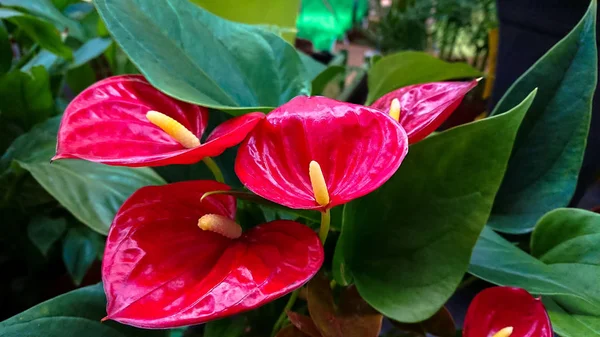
202,157,225,183
270,208,332,336
270,289,299,336
319,208,331,244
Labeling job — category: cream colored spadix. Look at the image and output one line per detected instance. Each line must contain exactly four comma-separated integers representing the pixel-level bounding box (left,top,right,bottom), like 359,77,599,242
389,98,401,122
309,160,330,207
492,326,514,337
146,110,200,148
198,214,242,239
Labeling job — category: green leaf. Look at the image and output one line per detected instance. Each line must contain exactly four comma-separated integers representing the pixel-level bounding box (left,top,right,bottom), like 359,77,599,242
469,227,600,315
95,0,310,114
531,208,600,265
204,316,246,337
27,216,67,256
62,226,101,285
0,66,54,129
366,51,481,104
544,298,600,337
0,284,166,337
69,37,112,69
487,1,598,234
0,0,86,40
299,52,326,82
333,91,535,322
311,65,345,96
0,24,11,74
2,116,166,234
0,8,72,60
191,0,301,43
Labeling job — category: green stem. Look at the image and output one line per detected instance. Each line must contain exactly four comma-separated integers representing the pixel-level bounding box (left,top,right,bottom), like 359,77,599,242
319,208,331,244
270,208,332,336
270,289,300,337
202,157,225,183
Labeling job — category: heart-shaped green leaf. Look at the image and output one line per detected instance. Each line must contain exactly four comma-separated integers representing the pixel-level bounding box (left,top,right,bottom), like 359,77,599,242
531,208,600,265
95,0,310,114
488,0,598,234
333,91,535,322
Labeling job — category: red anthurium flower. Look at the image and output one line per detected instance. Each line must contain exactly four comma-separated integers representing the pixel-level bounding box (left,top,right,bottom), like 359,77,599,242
102,180,324,328
235,96,408,210
370,80,478,144
463,287,552,337
53,75,264,167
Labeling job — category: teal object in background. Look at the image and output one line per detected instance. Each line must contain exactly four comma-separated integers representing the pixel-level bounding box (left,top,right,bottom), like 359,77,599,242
297,0,369,51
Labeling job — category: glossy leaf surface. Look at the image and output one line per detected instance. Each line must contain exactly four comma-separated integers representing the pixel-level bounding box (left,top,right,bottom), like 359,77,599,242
531,208,600,265
488,1,598,233
2,116,166,234
544,298,600,337
236,96,408,210
0,284,166,337
366,51,481,104
469,227,600,315
103,181,323,328
463,287,552,337
333,92,534,322
63,226,102,285
54,75,264,167
370,80,478,143
95,0,310,113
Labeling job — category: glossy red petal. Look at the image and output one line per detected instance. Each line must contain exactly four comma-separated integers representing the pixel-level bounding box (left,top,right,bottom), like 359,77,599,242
463,287,552,337
103,181,323,328
236,96,408,210
371,81,478,144
54,75,258,167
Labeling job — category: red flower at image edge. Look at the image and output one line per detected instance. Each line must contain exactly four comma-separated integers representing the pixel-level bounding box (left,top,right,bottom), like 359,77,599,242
463,287,552,337
53,75,264,167
370,80,478,144
102,180,324,328
235,96,409,210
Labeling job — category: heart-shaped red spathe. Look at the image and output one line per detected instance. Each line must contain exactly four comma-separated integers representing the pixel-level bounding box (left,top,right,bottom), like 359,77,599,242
463,287,552,337
235,96,408,210
370,80,478,144
102,180,324,328
54,75,264,167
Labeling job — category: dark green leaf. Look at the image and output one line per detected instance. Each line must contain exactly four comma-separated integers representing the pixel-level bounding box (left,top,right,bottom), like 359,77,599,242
0,24,11,74
62,226,100,285
0,66,54,129
366,51,481,104
204,316,246,337
0,283,166,337
544,298,600,337
300,52,326,82
2,116,166,234
531,208,600,265
0,0,86,40
66,63,96,94
334,91,535,322
469,227,600,315
311,65,345,96
27,216,67,256
488,1,598,234
0,8,72,59
95,0,310,114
